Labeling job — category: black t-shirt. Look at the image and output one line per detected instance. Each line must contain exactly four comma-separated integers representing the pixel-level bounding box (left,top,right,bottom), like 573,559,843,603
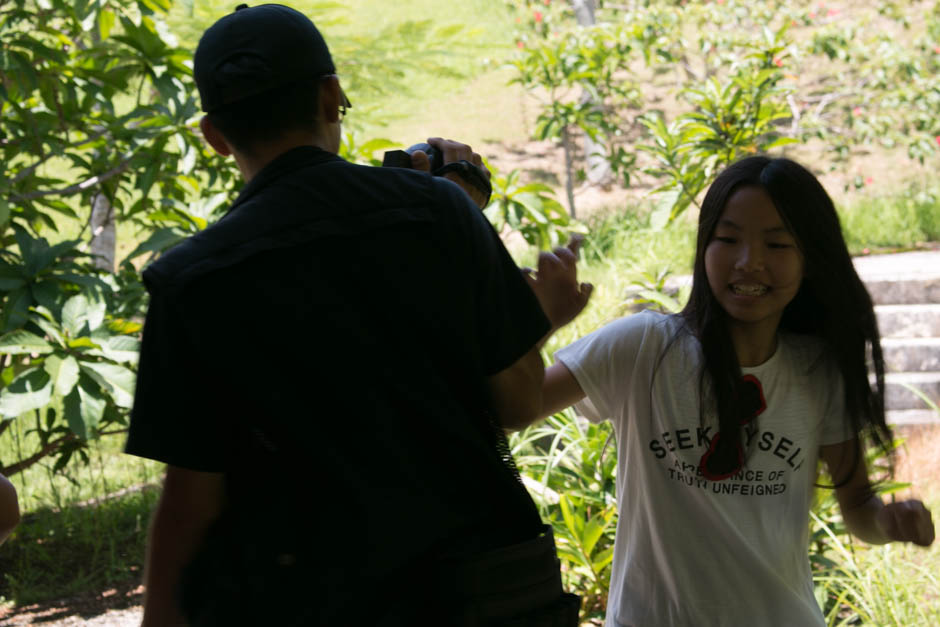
126,146,551,621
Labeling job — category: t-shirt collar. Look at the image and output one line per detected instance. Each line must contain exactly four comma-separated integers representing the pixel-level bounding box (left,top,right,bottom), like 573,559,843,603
227,145,343,214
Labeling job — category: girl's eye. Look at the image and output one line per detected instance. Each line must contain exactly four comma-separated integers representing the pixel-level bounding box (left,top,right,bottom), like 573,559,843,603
714,236,736,243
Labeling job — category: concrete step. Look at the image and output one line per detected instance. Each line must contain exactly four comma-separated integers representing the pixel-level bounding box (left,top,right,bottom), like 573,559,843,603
881,337,940,373
854,251,940,305
887,409,940,426
885,372,940,410
864,278,940,305
876,304,940,339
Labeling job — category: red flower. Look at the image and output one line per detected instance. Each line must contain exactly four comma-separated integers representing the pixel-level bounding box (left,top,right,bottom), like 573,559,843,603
935,135,940,146
517,41,524,49
773,57,783,67
827,8,838,16
545,0,551,5
865,177,873,185
534,11,543,23
852,106,862,116
934,45,940,54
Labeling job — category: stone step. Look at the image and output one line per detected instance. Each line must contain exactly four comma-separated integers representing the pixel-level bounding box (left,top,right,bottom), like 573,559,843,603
864,278,940,305
887,409,940,426
854,250,940,305
881,337,940,373
876,304,940,339
885,372,940,410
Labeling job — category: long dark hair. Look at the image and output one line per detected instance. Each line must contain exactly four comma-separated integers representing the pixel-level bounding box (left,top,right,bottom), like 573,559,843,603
680,156,892,482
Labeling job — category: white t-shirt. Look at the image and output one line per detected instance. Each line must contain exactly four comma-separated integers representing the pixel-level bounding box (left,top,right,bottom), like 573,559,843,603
555,311,852,627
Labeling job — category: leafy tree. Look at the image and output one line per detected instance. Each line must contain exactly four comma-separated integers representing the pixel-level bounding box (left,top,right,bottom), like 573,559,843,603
504,0,940,226
0,0,236,476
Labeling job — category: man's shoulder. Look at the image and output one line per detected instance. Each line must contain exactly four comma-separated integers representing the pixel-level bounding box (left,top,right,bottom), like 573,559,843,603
142,163,477,293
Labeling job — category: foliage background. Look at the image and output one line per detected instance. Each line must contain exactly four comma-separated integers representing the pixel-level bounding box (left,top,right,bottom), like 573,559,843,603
1,0,939,623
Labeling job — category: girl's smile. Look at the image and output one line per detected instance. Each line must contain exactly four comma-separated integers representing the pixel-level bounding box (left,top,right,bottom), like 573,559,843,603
705,186,805,358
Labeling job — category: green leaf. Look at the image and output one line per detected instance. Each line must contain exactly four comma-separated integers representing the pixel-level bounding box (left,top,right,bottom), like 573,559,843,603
0,367,53,418
581,514,607,556
0,199,9,228
0,329,54,355
79,361,136,408
591,546,614,572
62,293,89,337
98,8,116,40
650,188,681,230
63,373,106,439
53,355,81,397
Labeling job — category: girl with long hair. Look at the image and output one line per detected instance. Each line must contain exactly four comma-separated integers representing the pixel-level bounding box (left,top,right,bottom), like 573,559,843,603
529,156,935,626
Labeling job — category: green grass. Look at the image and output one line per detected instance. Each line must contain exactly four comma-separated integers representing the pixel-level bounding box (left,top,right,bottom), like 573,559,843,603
838,186,940,255
0,487,158,604
0,420,162,607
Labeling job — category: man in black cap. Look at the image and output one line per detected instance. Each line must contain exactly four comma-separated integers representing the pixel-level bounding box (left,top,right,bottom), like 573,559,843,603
126,4,590,625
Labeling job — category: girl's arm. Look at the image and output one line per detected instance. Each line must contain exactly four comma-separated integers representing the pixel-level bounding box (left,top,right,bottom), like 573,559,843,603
0,473,20,546
540,362,586,421
820,439,935,547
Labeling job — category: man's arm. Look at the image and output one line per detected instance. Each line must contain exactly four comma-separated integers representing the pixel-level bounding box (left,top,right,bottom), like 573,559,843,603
0,473,20,546
821,439,934,547
141,466,225,627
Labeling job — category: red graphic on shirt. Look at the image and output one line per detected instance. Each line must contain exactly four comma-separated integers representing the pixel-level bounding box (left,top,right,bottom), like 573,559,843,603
699,375,766,481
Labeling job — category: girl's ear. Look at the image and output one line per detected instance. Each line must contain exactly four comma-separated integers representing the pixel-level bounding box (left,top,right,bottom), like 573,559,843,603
200,115,233,157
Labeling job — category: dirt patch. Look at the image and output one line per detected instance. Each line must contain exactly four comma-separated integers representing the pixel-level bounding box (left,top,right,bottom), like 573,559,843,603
894,424,940,504
0,580,142,627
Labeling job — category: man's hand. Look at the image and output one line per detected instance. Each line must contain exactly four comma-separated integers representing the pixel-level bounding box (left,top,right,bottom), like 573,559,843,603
522,235,593,337
410,137,491,209
875,499,935,547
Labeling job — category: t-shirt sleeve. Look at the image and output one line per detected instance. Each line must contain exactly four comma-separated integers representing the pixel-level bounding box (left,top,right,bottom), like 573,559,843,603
437,179,550,375
124,284,225,472
554,311,656,423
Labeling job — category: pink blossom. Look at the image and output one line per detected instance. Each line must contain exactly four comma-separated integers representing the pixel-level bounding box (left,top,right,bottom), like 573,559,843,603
934,45,940,54
517,41,524,49
862,248,871,255
809,11,816,19
865,177,873,185
534,11,543,23
852,107,862,116
773,57,783,67
827,8,838,17
545,0,551,5
935,135,940,146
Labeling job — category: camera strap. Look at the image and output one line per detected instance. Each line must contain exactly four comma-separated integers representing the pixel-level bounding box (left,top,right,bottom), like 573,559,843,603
434,159,493,208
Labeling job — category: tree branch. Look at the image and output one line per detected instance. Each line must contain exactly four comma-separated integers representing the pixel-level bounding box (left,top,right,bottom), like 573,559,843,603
0,433,78,477
12,158,132,201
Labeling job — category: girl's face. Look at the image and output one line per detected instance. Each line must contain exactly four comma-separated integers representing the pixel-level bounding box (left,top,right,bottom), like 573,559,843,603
705,186,805,337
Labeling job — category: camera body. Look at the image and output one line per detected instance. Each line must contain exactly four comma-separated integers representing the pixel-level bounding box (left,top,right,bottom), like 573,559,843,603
381,143,443,171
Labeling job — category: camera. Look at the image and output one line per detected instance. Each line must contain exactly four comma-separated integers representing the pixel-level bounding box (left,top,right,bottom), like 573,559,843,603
381,143,443,171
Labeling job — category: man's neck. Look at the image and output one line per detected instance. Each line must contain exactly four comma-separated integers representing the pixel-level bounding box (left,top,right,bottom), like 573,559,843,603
235,132,335,182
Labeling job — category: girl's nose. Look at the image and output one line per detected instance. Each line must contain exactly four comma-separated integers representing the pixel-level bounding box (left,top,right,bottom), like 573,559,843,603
735,245,765,272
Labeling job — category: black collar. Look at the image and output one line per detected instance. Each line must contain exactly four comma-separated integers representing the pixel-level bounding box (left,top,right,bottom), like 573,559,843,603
227,145,344,215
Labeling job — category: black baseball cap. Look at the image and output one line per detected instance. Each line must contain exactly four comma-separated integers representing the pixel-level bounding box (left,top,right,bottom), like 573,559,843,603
194,3,336,113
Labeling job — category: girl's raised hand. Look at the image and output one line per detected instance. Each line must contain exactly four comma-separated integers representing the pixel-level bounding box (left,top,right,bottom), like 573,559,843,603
522,235,593,332
875,499,935,547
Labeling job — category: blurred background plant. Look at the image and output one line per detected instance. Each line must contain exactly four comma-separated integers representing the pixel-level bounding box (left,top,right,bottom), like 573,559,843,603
2,0,939,621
